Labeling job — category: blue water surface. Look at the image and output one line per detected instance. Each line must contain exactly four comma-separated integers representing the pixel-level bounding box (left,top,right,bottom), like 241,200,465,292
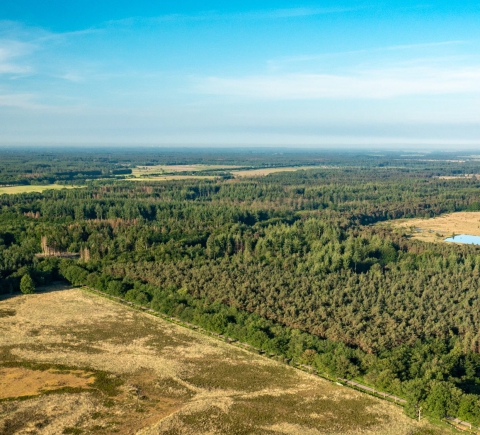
444,234,480,245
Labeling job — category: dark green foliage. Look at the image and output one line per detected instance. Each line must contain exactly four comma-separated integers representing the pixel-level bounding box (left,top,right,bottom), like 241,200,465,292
20,273,35,294
3,149,480,423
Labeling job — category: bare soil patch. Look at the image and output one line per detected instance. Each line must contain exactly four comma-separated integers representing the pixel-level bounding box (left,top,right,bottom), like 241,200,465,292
0,287,454,434
384,211,480,243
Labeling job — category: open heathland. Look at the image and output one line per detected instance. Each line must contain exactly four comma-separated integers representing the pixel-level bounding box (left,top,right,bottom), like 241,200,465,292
385,211,480,243
0,287,451,435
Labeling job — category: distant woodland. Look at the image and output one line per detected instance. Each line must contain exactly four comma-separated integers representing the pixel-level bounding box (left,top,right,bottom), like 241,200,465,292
3,148,480,423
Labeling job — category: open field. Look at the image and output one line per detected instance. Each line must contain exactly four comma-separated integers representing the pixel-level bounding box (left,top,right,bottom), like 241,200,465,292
437,174,480,180
126,175,216,181
382,211,480,243
0,286,453,435
132,164,241,176
132,164,333,179
0,185,80,195
232,166,330,178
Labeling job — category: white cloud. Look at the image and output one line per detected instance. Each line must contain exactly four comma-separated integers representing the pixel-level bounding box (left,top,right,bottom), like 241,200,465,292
0,93,45,109
104,6,362,27
196,66,480,100
0,39,34,75
271,40,469,66
58,73,85,83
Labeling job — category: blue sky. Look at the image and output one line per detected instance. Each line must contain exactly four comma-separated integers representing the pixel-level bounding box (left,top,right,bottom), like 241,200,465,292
0,1,479,148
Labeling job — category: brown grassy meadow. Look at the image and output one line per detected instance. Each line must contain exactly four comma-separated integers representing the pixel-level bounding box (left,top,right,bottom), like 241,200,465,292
385,211,480,243
0,287,454,435
0,185,79,195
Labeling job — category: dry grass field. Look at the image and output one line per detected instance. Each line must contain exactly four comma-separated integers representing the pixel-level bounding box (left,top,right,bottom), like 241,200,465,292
126,175,216,182
132,164,241,176
437,174,480,180
232,166,329,178
132,164,332,179
384,212,480,243
0,185,79,195
0,286,454,435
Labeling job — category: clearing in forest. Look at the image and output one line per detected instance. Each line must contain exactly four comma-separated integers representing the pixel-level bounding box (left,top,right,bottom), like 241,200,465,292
385,211,480,243
127,175,217,181
232,166,329,177
132,164,241,175
0,287,454,435
0,185,79,195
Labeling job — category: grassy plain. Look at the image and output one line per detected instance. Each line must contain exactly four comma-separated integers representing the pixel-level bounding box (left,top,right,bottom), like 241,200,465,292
232,166,329,177
0,185,79,195
132,164,332,179
127,175,216,181
132,164,240,175
385,211,480,243
437,174,480,180
0,286,454,435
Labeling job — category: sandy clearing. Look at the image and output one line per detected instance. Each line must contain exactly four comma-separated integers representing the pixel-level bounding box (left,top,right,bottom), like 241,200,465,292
384,211,480,243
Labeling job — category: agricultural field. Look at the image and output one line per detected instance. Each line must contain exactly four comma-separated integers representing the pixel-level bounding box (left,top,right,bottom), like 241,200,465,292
0,185,79,195
385,212,480,243
0,286,451,435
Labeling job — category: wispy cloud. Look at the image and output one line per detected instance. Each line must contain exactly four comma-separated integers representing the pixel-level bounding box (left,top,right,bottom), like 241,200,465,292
196,66,480,100
57,73,85,83
0,39,35,75
0,92,45,109
269,40,469,67
105,6,363,27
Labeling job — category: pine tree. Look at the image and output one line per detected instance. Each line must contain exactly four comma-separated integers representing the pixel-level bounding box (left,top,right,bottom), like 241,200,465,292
20,274,35,294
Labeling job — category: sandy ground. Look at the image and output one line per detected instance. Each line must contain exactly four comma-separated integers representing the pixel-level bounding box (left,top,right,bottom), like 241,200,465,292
384,211,480,243
0,288,453,435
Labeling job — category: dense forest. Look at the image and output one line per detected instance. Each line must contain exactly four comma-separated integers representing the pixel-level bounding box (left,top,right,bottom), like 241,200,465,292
2,148,480,424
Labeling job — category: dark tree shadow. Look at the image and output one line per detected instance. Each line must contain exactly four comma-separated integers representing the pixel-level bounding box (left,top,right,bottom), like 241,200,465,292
0,281,73,301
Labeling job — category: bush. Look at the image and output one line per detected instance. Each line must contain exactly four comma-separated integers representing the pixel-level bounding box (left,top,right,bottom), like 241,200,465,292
20,274,35,294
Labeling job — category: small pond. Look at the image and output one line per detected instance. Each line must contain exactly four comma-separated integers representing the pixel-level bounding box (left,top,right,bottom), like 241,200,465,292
444,234,480,245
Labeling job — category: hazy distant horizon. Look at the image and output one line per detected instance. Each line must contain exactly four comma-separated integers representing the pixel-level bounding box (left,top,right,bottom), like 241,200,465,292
0,144,479,154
